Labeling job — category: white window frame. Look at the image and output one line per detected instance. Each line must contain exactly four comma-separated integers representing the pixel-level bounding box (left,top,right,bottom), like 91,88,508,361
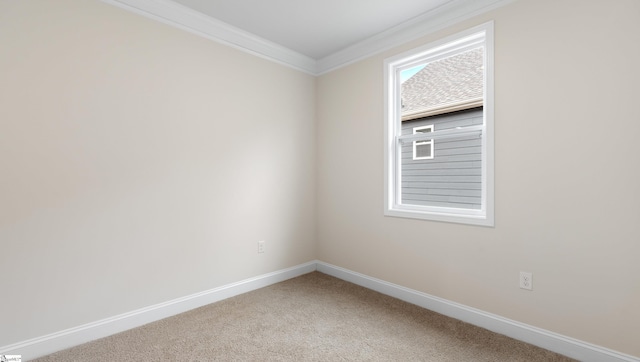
384,22,494,226
412,125,434,160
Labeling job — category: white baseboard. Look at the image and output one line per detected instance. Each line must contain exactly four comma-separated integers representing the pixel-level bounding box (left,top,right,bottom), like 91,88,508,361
3,261,637,362
0,261,317,361
316,261,639,362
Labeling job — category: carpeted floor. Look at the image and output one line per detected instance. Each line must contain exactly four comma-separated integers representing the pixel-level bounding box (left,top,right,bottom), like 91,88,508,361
33,272,575,361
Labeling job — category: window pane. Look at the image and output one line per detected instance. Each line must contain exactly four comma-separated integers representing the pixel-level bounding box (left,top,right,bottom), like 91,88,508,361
401,109,483,210
402,48,483,119
415,142,432,158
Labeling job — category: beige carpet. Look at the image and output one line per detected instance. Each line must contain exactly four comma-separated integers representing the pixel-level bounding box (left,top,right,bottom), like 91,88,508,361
33,272,575,361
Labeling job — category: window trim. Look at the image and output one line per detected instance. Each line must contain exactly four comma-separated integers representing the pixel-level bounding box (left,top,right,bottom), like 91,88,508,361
413,125,434,160
384,22,494,227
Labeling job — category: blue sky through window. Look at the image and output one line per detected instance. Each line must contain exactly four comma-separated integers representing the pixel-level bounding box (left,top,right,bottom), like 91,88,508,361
400,65,425,83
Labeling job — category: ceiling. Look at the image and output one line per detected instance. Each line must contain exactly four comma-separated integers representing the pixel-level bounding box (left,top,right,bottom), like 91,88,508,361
104,0,513,74
170,0,453,60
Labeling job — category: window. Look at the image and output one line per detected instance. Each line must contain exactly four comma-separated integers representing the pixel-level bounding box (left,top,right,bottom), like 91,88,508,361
413,125,434,160
384,22,494,226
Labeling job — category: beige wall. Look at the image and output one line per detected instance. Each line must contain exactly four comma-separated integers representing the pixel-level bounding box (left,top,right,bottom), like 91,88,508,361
317,0,640,357
0,0,316,345
2,0,639,358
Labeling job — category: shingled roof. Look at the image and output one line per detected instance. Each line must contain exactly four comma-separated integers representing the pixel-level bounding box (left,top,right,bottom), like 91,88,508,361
401,47,483,121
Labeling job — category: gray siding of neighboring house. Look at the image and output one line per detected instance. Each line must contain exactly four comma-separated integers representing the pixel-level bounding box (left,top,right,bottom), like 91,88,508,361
401,107,483,210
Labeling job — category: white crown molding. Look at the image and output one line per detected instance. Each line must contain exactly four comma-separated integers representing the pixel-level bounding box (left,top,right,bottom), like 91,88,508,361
100,0,318,74
316,0,516,74
100,0,517,76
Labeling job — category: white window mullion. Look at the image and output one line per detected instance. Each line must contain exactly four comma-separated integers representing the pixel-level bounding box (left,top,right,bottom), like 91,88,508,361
399,124,483,144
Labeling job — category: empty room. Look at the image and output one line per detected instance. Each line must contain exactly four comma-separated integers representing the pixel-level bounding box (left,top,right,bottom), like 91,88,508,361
1,0,638,361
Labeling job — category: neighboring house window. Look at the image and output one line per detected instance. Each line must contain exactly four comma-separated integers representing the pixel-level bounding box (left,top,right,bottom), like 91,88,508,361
413,125,434,160
384,22,494,226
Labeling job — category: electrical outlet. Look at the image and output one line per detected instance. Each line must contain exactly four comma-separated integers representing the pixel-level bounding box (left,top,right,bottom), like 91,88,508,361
519,271,532,290
258,240,265,253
